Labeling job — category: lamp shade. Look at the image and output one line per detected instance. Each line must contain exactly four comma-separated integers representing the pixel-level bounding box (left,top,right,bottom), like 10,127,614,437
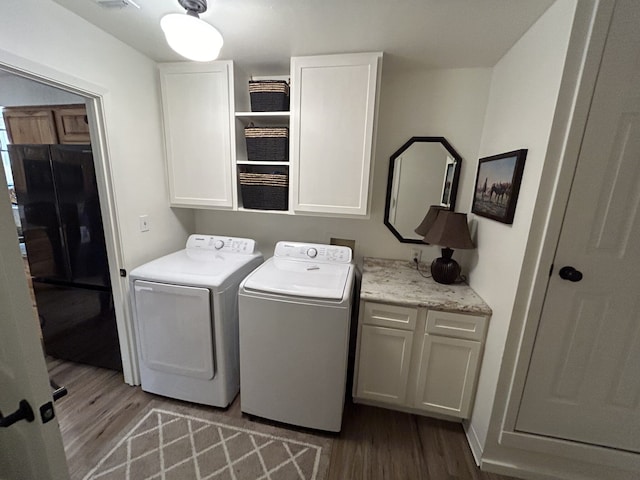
414,205,447,237
161,13,223,62
422,211,474,249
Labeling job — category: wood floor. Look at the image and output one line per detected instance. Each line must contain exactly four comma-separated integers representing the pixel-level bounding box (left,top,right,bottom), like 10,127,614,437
47,358,516,480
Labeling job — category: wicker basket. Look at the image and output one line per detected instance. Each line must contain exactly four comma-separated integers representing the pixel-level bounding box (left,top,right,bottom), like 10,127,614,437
249,80,289,112
245,126,289,161
239,172,288,210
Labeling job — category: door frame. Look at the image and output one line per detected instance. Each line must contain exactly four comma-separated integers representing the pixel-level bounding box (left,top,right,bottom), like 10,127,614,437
483,0,640,475
0,48,138,385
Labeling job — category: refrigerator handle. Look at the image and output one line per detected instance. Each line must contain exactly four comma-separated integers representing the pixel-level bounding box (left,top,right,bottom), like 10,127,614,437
50,379,67,403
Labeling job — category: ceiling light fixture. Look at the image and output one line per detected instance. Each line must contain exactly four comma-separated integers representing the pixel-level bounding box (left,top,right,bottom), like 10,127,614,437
95,0,140,9
161,0,223,62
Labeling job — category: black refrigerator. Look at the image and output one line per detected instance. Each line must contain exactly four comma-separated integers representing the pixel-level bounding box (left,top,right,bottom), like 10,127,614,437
10,144,122,371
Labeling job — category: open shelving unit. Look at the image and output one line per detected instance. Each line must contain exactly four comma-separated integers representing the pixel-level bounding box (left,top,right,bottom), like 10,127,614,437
233,74,291,212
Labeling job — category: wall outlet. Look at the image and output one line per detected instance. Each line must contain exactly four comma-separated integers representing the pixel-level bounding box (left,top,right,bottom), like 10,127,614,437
139,214,150,232
410,248,422,264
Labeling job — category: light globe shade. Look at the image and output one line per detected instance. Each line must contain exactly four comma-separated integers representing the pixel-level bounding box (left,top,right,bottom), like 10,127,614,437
160,13,223,62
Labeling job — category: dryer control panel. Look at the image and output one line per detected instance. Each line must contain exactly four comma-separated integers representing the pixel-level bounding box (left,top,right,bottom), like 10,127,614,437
274,241,352,263
186,235,256,254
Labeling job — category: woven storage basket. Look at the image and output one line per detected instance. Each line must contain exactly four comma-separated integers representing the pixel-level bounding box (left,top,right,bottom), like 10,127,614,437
239,172,288,210
245,126,289,161
249,80,289,112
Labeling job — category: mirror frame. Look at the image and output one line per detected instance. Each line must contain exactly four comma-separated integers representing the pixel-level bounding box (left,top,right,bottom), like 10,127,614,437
384,136,462,244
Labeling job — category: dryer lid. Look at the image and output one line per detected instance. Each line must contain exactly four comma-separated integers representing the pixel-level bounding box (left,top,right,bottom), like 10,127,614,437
242,257,352,300
129,248,262,287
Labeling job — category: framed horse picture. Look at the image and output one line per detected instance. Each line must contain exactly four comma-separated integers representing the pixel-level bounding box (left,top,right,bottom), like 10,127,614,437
471,149,527,224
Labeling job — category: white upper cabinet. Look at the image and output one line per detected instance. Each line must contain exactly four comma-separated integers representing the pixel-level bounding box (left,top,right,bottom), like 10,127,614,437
159,61,236,209
290,52,382,216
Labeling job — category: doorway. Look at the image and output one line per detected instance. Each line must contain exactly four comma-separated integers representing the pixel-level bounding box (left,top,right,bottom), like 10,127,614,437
1,73,123,372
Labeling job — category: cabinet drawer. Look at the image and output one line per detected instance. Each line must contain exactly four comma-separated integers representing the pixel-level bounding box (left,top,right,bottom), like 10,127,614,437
426,310,487,341
363,302,417,330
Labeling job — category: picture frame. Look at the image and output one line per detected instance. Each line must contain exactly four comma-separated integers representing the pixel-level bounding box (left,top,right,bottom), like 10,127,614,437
471,149,528,224
441,162,455,206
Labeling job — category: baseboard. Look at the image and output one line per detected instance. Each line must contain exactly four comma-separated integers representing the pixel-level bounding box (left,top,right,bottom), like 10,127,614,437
480,459,552,480
463,420,483,466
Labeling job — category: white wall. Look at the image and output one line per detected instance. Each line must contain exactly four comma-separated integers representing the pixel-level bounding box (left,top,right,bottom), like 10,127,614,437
0,72,83,106
0,0,195,383
196,67,492,262
0,0,193,269
463,0,578,454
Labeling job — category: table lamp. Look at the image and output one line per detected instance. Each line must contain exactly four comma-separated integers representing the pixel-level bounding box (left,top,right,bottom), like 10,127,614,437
414,205,447,238
418,209,474,284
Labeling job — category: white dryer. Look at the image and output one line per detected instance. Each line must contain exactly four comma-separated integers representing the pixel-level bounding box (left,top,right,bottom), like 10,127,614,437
238,241,354,432
129,234,262,407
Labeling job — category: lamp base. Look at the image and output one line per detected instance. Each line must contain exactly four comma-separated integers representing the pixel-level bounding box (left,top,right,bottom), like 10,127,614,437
430,248,460,284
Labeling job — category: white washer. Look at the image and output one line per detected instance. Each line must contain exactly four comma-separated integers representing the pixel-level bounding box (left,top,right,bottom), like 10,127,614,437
129,234,263,407
238,241,354,432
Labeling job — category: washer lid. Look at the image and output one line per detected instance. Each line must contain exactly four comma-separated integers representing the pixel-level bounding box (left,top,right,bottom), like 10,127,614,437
242,257,352,300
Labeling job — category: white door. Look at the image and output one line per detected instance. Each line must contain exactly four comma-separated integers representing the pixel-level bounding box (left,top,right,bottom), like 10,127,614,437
0,165,69,479
388,155,402,224
516,0,640,453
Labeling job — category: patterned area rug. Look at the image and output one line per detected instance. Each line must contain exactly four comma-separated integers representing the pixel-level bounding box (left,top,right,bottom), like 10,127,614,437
82,400,332,480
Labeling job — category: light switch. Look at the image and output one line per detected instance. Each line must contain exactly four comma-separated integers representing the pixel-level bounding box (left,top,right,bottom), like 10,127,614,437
139,215,150,232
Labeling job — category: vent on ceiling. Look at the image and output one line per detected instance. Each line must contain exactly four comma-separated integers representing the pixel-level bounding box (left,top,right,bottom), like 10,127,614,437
95,0,140,9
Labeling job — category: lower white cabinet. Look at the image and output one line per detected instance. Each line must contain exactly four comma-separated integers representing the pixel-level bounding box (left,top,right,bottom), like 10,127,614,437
414,334,481,418
353,301,488,419
355,325,413,405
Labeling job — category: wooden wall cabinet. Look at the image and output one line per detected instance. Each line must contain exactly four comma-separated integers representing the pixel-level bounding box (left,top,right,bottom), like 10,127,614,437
3,104,89,144
53,106,90,144
158,61,236,209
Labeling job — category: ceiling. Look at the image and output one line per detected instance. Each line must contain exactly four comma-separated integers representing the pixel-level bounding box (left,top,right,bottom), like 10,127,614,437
52,0,555,73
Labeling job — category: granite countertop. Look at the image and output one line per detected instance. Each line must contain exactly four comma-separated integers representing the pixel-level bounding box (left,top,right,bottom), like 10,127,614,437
360,257,492,315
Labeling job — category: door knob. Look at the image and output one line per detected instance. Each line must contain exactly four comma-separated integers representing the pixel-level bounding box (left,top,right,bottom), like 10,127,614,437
559,266,583,282
0,399,35,428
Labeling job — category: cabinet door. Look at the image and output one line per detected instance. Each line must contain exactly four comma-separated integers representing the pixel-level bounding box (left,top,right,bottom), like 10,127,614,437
290,52,382,216
414,334,480,418
52,106,90,144
355,324,413,404
159,61,236,208
3,108,58,144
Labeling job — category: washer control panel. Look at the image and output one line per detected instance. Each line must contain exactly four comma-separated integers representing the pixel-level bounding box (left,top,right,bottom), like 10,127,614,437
274,241,352,263
186,235,256,254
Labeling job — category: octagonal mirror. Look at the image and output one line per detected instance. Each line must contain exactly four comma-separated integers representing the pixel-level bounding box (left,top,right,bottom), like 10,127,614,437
384,136,462,243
